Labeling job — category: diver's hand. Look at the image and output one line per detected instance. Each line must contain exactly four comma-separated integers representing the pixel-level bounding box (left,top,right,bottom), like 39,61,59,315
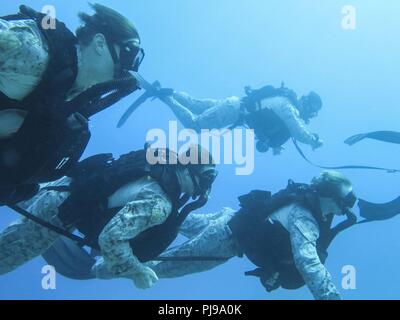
311,134,323,150
131,265,159,289
150,81,174,100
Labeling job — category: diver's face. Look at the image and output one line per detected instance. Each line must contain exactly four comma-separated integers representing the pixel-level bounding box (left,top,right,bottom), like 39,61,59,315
319,197,345,216
89,34,115,81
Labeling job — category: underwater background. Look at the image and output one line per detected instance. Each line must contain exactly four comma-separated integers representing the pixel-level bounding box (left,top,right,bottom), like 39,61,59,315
1,0,400,300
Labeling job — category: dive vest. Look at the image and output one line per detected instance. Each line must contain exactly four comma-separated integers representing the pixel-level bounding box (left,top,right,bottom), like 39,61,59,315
0,6,138,203
228,181,335,290
56,149,206,263
239,85,300,149
0,6,85,188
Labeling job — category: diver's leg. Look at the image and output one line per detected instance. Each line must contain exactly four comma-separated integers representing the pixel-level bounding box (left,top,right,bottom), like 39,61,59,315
152,209,239,278
180,207,236,239
172,92,220,114
165,94,240,131
0,178,71,274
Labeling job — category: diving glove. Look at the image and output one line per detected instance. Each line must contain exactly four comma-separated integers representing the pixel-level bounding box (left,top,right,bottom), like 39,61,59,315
311,133,323,150
131,265,159,289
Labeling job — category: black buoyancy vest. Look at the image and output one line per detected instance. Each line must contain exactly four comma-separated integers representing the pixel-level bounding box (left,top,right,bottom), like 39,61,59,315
241,85,299,148
0,6,89,188
56,150,188,262
228,181,334,290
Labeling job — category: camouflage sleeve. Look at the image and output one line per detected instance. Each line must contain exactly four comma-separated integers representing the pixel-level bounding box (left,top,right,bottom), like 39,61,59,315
151,207,238,279
268,98,318,147
165,92,241,131
93,182,172,283
0,177,71,275
0,19,49,100
288,205,341,300
179,207,236,239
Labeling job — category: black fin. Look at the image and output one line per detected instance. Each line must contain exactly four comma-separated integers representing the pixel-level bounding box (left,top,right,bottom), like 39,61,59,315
358,196,400,221
42,237,96,280
345,131,400,146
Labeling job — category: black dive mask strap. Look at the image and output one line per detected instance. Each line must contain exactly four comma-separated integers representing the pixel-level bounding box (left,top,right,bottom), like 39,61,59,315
188,166,202,198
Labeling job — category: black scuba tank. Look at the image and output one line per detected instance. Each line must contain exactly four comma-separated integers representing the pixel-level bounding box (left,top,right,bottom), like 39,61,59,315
240,85,299,150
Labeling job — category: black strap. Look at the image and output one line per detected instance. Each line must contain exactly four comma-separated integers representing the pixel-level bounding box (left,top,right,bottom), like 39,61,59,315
292,139,400,173
7,204,96,249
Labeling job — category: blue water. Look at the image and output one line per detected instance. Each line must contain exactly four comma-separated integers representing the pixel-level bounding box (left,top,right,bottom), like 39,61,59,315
1,0,400,300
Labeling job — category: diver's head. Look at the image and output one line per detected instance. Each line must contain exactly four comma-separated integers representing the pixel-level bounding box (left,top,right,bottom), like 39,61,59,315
76,3,144,80
177,144,218,198
297,91,322,124
311,171,357,216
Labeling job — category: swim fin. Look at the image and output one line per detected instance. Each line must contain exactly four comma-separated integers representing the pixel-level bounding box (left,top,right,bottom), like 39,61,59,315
117,84,158,128
358,196,400,221
345,131,400,146
42,237,96,280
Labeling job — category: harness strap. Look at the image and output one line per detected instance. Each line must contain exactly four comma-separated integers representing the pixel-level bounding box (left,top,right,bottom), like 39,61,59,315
292,139,400,173
7,204,96,249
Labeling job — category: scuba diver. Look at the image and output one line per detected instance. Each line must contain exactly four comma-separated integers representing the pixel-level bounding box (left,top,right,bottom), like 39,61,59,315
0,144,218,289
151,171,358,300
118,81,324,154
0,3,144,206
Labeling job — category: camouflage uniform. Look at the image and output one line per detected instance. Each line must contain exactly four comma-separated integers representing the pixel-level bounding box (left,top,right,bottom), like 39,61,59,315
153,204,341,300
165,92,320,149
0,177,71,275
92,176,172,289
0,176,172,289
0,18,49,100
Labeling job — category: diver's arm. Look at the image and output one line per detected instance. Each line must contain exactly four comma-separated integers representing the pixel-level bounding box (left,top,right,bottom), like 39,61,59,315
288,206,341,300
0,19,49,100
179,207,236,239
94,183,172,288
270,99,321,148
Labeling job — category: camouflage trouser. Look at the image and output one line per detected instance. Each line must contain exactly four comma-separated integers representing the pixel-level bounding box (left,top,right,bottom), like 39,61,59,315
0,178,71,275
151,207,240,278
